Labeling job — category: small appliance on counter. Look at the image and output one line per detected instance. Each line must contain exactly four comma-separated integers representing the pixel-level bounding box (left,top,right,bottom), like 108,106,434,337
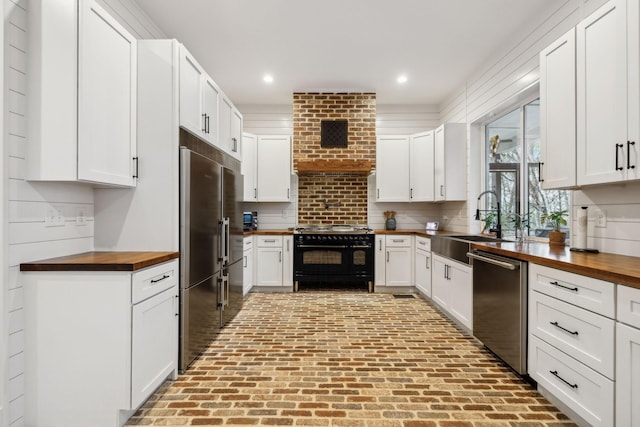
426,221,439,231
243,211,258,231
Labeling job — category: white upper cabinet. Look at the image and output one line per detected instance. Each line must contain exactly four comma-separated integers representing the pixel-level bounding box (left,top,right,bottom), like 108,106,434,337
242,133,258,201
28,0,137,187
376,136,410,202
256,135,292,202
410,131,435,201
179,46,222,147
540,28,577,189
576,0,639,185
434,123,466,201
219,94,243,160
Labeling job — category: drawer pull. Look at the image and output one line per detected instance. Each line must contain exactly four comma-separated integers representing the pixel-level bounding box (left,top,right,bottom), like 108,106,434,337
392,239,405,243
418,241,426,245
550,281,578,292
150,274,170,284
550,321,579,336
263,239,277,243
549,370,578,389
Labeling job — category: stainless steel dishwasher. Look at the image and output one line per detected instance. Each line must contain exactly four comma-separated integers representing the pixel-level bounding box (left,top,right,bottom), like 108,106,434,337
467,249,528,375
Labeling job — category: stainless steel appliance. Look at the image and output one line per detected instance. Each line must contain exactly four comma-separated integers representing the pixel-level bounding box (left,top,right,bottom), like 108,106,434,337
293,225,374,292
468,249,528,375
179,146,243,371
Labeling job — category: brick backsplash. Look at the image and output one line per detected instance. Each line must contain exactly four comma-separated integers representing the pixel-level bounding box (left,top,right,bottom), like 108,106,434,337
293,92,376,224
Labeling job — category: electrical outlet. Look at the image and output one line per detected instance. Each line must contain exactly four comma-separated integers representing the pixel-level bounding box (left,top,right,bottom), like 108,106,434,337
76,207,87,226
595,209,607,228
45,205,65,227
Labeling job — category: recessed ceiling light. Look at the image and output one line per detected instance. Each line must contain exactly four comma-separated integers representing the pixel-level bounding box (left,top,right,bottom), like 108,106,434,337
397,75,408,84
263,74,274,84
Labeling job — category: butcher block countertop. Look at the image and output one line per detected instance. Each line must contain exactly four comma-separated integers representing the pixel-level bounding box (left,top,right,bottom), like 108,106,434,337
244,229,294,237
20,251,179,272
472,241,640,289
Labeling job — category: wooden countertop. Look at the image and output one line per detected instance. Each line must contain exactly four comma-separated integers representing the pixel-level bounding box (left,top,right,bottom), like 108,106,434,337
20,251,179,272
374,229,460,237
244,229,294,237
471,241,640,289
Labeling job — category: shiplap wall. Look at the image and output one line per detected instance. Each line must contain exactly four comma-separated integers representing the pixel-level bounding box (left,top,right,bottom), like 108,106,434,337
2,1,164,424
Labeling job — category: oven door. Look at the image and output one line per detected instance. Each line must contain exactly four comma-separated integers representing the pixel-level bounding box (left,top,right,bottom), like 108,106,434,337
294,245,351,278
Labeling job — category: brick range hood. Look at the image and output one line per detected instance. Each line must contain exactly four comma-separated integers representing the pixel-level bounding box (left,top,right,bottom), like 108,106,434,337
293,92,376,224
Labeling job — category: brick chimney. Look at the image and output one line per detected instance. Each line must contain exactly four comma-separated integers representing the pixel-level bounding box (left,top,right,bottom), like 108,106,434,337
293,92,376,224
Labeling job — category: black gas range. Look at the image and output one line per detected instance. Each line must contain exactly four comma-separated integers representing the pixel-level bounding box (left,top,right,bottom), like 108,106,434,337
293,225,374,292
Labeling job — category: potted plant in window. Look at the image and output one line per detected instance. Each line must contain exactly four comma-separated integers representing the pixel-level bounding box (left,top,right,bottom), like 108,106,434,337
480,211,497,235
541,210,568,246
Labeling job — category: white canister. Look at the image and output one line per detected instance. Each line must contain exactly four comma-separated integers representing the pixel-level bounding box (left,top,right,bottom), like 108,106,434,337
574,206,588,249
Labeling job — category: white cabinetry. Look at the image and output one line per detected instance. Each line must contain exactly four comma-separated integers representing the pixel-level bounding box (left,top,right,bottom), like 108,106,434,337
414,236,432,297
24,259,179,427
243,236,254,295
616,285,640,427
576,0,639,185
219,94,243,160
375,132,437,202
434,123,466,201
256,135,292,202
255,235,293,287
384,236,413,286
376,136,410,201
431,253,472,330
242,133,258,201
539,28,577,189
528,263,615,427
179,47,206,139
28,0,137,187
374,235,387,288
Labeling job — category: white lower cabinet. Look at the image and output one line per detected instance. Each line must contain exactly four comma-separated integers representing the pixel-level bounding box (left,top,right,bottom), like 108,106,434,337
616,285,640,427
243,236,254,295
528,263,615,427
23,259,179,427
254,235,293,288
374,235,413,286
414,236,432,297
431,253,472,330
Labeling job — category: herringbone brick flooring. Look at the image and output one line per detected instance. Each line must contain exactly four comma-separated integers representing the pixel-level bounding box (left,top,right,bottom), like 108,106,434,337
126,291,577,426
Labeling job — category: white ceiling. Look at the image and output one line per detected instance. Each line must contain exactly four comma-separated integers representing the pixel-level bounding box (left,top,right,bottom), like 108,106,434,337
133,0,561,106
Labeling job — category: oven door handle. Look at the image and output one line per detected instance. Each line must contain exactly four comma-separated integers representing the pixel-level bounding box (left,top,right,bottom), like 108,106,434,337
351,245,372,249
296,244,349,249
466,251,518,270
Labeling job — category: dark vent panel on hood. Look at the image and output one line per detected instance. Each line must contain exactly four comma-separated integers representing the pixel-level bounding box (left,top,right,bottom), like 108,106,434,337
321,120,348,148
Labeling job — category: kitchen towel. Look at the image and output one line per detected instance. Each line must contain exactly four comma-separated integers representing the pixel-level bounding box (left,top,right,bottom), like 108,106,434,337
574,206,588,249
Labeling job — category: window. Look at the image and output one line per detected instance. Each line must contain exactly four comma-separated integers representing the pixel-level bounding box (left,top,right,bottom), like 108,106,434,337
483,98,570,240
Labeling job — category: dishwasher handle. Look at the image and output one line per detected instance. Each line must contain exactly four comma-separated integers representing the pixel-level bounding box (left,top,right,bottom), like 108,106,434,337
466,251,519,271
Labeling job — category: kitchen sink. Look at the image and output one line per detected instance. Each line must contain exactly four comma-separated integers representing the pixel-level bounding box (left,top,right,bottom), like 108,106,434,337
431,234,506,264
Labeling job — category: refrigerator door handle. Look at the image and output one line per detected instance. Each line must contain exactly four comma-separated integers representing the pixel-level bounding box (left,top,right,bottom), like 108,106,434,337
224,217,230,264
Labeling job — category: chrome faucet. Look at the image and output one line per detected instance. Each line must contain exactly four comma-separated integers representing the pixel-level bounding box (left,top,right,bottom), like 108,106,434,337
475,190,502,238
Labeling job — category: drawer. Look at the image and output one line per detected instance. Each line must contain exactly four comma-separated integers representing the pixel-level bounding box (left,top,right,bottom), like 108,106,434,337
243,236,253,250
132,260,178,304
529,263,615,317
529,290,614,379
256,236,283,247
528,335,614,427
617,285,640,329
385,236,411,247
415,236,431,251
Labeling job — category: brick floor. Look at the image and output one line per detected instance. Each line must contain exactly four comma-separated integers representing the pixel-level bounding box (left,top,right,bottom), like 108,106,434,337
126,291,577,426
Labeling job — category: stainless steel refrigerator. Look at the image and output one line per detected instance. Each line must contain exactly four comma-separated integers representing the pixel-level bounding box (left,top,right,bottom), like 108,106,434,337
179,146,244,371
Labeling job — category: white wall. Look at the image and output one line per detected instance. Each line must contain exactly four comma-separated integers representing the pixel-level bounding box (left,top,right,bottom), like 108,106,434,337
2,1,164,424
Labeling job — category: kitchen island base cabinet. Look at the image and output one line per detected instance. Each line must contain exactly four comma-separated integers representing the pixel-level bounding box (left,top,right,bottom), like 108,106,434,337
23,260,179,427
414,236,432,297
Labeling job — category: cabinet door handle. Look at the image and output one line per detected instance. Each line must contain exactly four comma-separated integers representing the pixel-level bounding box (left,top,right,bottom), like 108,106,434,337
549,280,578,292
418,241,426,246
287,188,290,199
628,141,636,169
243,255,247,268
232,137,238,152
175,295,179,316
202,113,207,132
386,251,390,262
379,240,383,251
132,157,139,179
538,162,544,182
206,114,210,134
254,188,257,199
550,321,579,336
279,251,282,263
410,188,413,199
616,143,624,171
549,370,578,389
377,189,380,199
150,274,170,284
286,239,290,252
440,185,444,197
264,239,276,243
426,257,430,270
392,239,404,243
